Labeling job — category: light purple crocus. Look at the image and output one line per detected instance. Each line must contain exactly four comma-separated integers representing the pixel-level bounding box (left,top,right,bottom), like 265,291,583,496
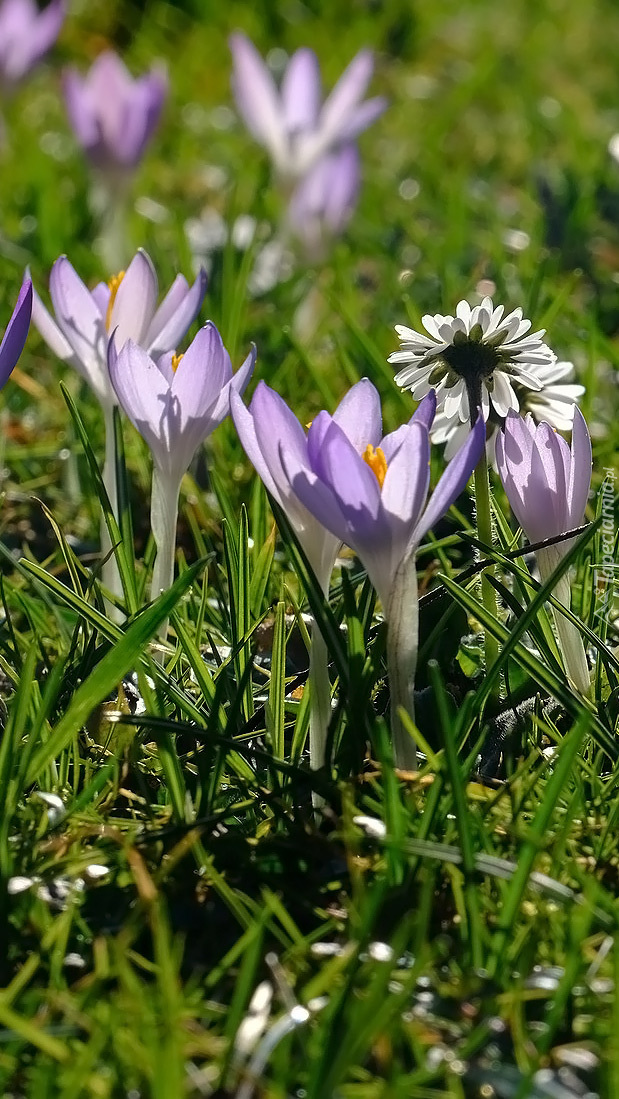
0,0,64,88
0,280,32,385
233,378,485,769
230,33,386,183
109,323,255,606
63,51,167,174
288,144,360,260
496,408,592,693
30,249,206,605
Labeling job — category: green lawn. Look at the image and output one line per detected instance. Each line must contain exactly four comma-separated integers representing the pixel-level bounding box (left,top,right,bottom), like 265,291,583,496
1,0,619,1095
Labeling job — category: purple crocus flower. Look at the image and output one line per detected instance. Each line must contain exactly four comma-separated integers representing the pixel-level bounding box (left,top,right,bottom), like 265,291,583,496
109,323,255,604
233,378,485,769
31,249,207,411
0,280,32,385
288,143,360,259
30,249,206,605
279,387,485,612
0,0,64,88
63,51,167,174
496,408,592,693
229,33,386,183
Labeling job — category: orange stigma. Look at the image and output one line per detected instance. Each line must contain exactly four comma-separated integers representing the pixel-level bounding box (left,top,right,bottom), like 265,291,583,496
363,444,387,488
106,271,125,330
171,352,184,373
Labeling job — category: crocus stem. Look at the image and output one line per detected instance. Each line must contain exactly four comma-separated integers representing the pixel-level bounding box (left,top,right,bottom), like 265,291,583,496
473,448,500,698
101,401,123,612
386,554,420,771
91,173,131,272
309,620,331,772
538,547,590,694
150,465,181,639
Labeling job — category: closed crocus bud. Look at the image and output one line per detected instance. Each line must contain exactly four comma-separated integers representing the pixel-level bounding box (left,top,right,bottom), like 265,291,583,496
496,408,592,694
63,50,167,175
0,0,64,88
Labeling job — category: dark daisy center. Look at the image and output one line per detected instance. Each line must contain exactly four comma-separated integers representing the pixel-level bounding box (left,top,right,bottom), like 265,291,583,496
440,329,502,383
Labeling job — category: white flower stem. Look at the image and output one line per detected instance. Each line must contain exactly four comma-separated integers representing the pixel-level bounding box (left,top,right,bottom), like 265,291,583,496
473,448,500,698
101,402,123,612
150,466,182,640
386,555,420,771
308,620,331,772
538,547,590,695
91,172,131,272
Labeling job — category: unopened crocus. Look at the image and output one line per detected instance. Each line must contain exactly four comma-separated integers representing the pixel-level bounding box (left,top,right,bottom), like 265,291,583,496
63,51,167,267
63,51,167,175
232,378,393,770
0,0,64,88
109,323,255,615
230,33,386,184
31,249,206,601
288,144,360,261
496,408,592,694
0,280,32,385
232,378,485,770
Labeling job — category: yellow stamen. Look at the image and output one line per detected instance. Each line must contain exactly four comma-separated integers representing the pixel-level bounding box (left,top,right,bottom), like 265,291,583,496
363,444,388,488
306,419,313,430
105,270,125,330
171,352,184,373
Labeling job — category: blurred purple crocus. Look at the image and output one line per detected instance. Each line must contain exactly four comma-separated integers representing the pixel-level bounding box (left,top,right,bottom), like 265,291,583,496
288,144,360,260
109,324,255,607
63,51,167,174
496,408,592,694
0,0,64,88
229,33,386,183
233,378,485,769
0,280,32,385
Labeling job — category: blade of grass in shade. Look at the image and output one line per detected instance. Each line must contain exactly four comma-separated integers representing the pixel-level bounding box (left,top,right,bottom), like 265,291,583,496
249,523,276,619
266,600,286,760
0,643,38,871
429,659,484,969
219,915,267,1090
24,558,207,784
136,666,190,823
442,573,615,756
60,382,138,615
488,712,589,978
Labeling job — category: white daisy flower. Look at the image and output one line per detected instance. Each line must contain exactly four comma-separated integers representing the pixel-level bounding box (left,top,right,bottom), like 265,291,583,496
388,296,582,456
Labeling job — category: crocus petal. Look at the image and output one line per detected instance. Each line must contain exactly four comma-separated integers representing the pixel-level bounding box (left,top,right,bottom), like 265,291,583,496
381,421,430,530
146,268,207,358
109,249,158,346
0,280,32,387
209,344,256,424
108,337,171,457
30,280,74,363
411,414,485,549
281,47,321,134
335,95,388,142
170,322,230,423
49,256,106,387
231,388,282,505
318,49,374,145
63,68,99,148
530,423,569,539
411,388,437,431
331,376,382,453
318,419,382,532
566,406,591,528
282,442,351,546
251,381,311,495
229,32,288,170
